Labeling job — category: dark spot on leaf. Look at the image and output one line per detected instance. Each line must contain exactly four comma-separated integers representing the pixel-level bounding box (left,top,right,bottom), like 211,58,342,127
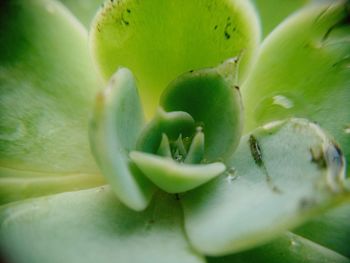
234,85,240,91
249,135,263,167
224,32,231,40
310,146,327,169
127,8,131,13
175,193,180,201
298,197,316,211
214,25,218,30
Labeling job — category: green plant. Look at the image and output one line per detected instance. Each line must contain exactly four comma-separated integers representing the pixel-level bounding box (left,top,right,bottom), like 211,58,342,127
0,0,349,262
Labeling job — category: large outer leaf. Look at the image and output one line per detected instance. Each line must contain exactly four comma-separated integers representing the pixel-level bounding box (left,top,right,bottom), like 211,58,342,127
0,187,204,263
91,0,260,117
0,0,104,203
182,119,349,256
295,202,350,257
242,0,350,175
0,0,101,173
208,232,350,263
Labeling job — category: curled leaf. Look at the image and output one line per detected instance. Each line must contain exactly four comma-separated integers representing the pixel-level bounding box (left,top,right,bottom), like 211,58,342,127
90,68,154,211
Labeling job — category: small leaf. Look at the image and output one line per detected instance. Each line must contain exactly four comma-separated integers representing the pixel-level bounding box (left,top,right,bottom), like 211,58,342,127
136,108,195,154
182,118,349,256
294,201,350,257
184,130,205,164
90,0,260,117
0,187,205,263
90,68,154,211
208,232,350,263
161,59,243,162
130,151,225,193
242,0,350,176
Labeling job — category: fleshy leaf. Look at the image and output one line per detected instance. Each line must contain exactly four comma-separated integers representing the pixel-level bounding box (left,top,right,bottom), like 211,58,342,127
182,118,349,256
90,0,260,117
130,151,225,193
0,0,104,203
136,108,195,154
208,232,350,263
242,0,350,176
251,0,311,37
90,68,154,211
58,0,103,27
0,187,205,263
160,59,243,162
294,201,350,257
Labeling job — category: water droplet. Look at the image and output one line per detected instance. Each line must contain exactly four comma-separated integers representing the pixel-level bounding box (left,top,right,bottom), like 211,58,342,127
254,93,303,124
272,95,294,109
290,238,300,248
226,168,238,183
196,126,203,133
344,125,350,134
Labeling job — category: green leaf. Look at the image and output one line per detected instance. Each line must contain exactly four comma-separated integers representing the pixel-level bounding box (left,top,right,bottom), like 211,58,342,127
90,68,155,211
91,0,260,117
0,187,205,263
242,0,350,176
58,0,103,27
294,201,350,257
251,0,310,37
136,108,195,154
0,0,104,203
207,232,350,263
130,151,225,193
182,118,349,256
160,59,243,162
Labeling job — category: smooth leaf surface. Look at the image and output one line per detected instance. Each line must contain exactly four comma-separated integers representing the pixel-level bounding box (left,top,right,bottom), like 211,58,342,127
130,151,225,193
59,0,103,27
182,119,349,256
0,187,205,263
208,232,350,263
294,201,350,257
242,0,350,175
161,59,243,162
0,0,104,203
91,0,260,117
90,68,154,211
0,0,101,173
251,0,310,37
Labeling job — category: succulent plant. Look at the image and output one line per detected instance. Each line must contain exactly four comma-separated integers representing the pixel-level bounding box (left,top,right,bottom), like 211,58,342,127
0,0,349,262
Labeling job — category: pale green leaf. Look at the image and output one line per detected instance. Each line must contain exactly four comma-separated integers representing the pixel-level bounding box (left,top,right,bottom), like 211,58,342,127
91,0,260,117
208,232,350,263
0,0,104,203
90,68,154,211
182,119,349,256
242,0,350,175
130,151,225,193
0,187,205,263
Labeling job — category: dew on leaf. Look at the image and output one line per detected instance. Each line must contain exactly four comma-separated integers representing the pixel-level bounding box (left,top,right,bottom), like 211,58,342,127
272,95,294,109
